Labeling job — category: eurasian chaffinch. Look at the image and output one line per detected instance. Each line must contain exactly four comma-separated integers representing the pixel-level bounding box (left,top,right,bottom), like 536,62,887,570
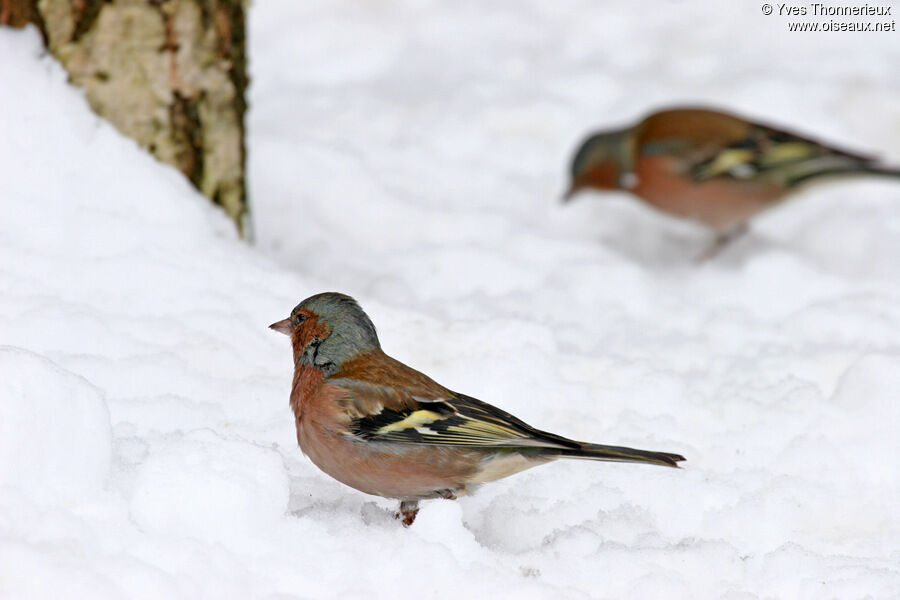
270,292,684,526
565,106,900,256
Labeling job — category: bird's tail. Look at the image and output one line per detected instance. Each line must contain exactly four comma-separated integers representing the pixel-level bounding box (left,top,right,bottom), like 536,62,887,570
787,163,900,187
557,443,685,468
858,166,900,178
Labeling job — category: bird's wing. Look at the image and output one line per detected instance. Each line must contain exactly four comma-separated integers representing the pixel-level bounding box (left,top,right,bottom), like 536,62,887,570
639,108,876,185
689,125,874,183
329,377,581,450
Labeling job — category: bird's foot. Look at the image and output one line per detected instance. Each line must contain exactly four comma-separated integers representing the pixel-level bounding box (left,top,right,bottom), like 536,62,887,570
696,223,749,262
395,500,419,527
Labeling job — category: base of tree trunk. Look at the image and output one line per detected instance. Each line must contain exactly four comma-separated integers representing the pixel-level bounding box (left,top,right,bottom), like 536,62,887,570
2,0,250,237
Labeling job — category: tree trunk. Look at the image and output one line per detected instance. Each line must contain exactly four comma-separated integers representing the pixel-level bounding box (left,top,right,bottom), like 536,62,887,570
2,0,250,237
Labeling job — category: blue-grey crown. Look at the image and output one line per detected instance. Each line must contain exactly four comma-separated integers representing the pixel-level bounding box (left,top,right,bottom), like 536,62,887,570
570,128,628,178
295,293,380,370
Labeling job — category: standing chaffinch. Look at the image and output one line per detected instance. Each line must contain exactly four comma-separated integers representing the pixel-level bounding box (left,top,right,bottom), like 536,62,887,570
270,292,684,526
565,106,900,256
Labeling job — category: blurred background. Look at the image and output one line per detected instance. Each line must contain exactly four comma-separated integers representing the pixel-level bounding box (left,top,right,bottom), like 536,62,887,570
249,0,900,311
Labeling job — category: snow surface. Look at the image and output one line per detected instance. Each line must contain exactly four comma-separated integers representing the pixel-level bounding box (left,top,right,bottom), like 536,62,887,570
2,0,900,596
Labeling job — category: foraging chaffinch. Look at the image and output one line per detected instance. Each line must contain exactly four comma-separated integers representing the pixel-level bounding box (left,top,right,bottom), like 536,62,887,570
565,106,900,254
270,292,684,526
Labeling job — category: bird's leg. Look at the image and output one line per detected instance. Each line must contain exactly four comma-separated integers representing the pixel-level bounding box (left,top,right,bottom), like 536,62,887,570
696,223,749,262
395,500,419,527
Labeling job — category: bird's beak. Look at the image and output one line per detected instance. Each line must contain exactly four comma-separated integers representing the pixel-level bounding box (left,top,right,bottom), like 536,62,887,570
562,182,580,203
269,318,293,336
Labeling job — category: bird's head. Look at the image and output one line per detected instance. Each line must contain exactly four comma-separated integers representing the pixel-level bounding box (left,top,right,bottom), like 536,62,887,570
270,292,380,375
564,128,635,201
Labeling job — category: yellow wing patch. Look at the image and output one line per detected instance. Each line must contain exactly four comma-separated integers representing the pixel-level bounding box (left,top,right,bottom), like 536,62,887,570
377,409,444,433
447,416,524,439
758,142,819,166
694,148,755,180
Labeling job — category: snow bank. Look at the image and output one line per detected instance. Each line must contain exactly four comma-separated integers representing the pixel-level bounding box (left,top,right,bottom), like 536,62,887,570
3,0,900,596
0,348,111,503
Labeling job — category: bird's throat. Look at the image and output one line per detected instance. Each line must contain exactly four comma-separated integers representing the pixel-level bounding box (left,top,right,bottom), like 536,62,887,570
290,364,326,420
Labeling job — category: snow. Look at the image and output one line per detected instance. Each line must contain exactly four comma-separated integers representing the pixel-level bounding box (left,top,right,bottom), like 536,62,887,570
2,0,900,596
0,348,112,504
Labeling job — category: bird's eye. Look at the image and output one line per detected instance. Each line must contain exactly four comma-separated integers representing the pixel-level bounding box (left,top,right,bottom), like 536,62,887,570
294,313,307,324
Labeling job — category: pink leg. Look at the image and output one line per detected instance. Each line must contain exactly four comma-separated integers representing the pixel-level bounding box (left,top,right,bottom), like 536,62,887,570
395,500,419,527
696,223,748,262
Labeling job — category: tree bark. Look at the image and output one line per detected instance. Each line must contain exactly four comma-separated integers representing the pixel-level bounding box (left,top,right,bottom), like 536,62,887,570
2,0,250,237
